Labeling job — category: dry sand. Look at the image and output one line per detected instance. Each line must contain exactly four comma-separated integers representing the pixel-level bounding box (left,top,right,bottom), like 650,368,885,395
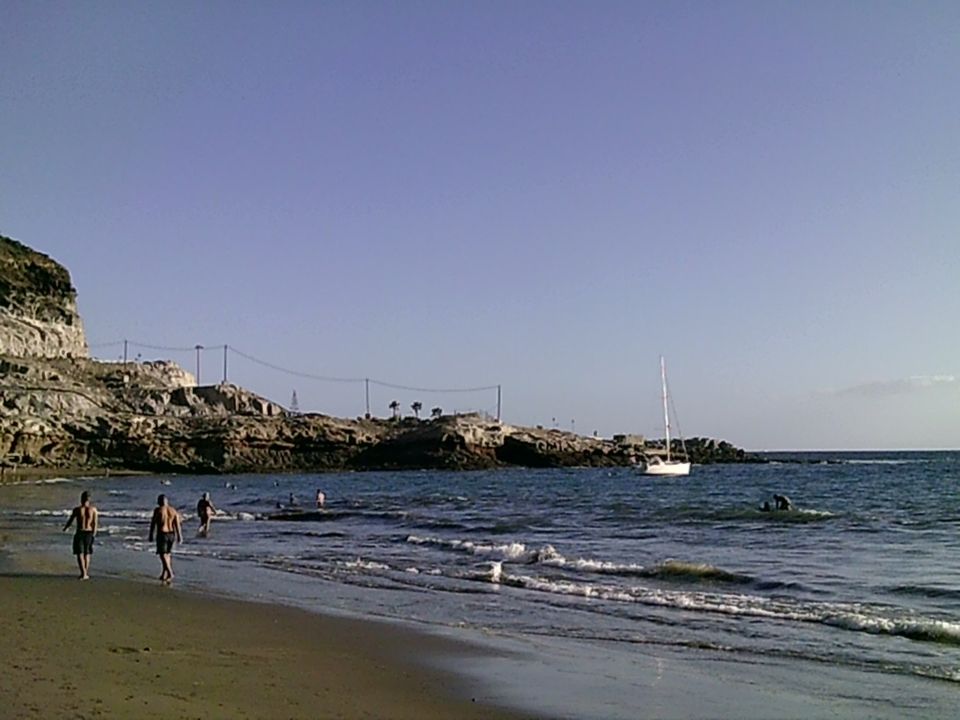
0,572,533,720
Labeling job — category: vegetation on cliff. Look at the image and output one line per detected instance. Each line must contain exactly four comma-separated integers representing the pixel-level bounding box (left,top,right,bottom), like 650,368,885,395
0,234,78,321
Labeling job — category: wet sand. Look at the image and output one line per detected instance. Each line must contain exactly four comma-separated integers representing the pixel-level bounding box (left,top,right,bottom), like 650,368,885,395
0,571,532,719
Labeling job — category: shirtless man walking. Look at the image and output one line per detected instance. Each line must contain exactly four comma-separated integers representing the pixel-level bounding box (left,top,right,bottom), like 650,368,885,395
148,494,183,584
196,492,216,536
63,491,98,580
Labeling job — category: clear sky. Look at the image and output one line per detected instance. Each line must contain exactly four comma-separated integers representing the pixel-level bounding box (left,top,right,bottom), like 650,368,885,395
2,1,958,450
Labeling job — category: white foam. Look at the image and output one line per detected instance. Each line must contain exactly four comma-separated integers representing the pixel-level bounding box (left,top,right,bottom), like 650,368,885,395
99,525,136,535
823,614,960,644
97,510,154,520
406,534,530,560
1,476,75,486
343,559,390,571
541,553,647,575
493,569,960,646
174,546,205,557
405,537,737,580
794,509,835,518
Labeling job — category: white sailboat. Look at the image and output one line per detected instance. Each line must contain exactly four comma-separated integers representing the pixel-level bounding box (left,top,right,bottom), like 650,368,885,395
642,356,691,476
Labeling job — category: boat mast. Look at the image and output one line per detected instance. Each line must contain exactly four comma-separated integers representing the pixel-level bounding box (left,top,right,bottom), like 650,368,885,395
660,355,671,462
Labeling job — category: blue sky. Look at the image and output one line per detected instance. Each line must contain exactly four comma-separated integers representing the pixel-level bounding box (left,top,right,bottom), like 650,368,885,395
2,1,958,449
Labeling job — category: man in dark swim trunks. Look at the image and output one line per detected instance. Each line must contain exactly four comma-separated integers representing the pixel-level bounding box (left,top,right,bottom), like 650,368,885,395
63,491,98,579
149,494,183,584
196,492,217,536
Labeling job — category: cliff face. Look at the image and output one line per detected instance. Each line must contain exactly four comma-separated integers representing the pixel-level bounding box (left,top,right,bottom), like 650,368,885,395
0,235,88,358
0,352,638,473
1,234,758,476
0,355,756,475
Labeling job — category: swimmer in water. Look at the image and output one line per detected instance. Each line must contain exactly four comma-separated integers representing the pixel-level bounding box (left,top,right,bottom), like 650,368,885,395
773,494,793,511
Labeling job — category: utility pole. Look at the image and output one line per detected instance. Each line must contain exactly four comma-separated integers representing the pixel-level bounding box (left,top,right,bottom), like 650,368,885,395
222,345,228,384
123,339,128,363
496,384,501,421
194,344,203,386
365,378,370,417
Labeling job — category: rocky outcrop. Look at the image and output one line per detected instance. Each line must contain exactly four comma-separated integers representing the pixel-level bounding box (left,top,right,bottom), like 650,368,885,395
0,353,640,473
1,234,760,476
0,235,87,358
683,437,764,464
496,427,631,467
642,437,764,464
0,353,760,474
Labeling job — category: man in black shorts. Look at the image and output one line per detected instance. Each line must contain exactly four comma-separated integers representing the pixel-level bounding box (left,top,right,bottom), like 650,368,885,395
148,494,183,584
63,491,98,580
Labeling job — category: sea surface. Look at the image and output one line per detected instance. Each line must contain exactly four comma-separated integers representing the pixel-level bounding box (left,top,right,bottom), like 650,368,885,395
3,451,960,718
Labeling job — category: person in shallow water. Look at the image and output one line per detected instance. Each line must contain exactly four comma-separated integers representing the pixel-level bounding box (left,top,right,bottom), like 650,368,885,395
196,492,217,536
149,494,183,584
63,490,98,579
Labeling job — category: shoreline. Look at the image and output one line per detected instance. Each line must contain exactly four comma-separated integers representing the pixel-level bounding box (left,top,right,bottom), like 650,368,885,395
0,547,536,720
6,463,955,719
0,465,150,483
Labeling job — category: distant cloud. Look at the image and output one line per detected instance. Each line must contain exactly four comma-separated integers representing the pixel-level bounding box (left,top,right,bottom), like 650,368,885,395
828,375,958,399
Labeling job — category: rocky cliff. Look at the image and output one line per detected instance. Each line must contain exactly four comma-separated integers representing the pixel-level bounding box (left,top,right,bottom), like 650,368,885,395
0,234,759,476
0,352,643,473
0,352,760,475
0,235,88,358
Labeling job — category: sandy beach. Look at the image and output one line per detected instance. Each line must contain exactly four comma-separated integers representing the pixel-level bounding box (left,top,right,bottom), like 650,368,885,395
0,569,532,720
5,467,958,720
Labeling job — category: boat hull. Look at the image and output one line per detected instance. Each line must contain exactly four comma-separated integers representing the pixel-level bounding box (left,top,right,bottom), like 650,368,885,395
642,460,691,476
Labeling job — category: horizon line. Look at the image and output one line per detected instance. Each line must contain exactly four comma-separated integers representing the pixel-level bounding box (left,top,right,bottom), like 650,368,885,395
750,448,959,453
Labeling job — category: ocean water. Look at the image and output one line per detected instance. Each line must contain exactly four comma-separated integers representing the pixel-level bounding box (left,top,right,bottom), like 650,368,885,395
3,452,960,718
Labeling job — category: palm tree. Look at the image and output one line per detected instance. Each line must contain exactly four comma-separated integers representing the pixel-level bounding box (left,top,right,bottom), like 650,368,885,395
388,400,400,419
431,406,442,420
411,401,422,419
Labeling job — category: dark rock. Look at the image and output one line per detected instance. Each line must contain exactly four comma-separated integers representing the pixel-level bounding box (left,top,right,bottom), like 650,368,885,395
1,234,759,476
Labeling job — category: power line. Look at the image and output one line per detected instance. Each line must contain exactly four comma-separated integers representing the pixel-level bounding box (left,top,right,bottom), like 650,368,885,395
227,346,364,384
229,347,498,394
85,338,500,405
368,378,498,394
127,340,208,353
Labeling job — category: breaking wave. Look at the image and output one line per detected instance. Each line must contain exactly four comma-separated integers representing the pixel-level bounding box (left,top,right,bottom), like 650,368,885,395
406,535,531,561
405,535,751,584
481,569,960,647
